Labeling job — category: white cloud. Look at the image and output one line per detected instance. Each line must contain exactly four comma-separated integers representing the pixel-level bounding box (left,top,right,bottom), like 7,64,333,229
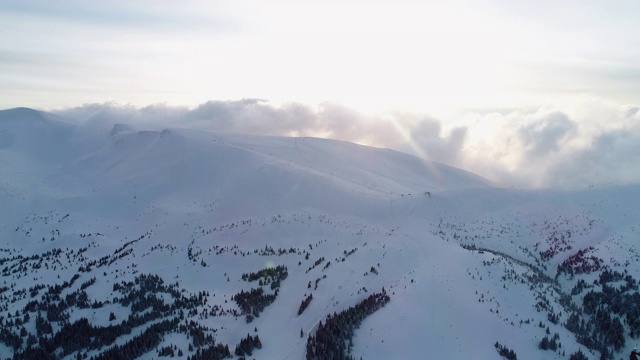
457,97,640,188
51,96,640,189
5,1,640,113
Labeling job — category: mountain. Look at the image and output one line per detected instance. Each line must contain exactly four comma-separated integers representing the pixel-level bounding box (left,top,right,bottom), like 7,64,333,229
0,107,80,161
0,107,639,360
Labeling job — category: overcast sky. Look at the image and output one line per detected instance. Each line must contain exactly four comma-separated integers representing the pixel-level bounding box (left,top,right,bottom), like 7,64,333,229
2,0,640,188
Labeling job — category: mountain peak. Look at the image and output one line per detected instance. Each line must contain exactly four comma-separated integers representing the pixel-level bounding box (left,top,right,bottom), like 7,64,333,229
0,107,75,127
0,107,78,161
0,107,46,122
110,123,136,136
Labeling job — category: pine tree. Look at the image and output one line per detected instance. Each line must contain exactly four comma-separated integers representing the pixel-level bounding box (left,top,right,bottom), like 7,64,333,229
539,336,549,350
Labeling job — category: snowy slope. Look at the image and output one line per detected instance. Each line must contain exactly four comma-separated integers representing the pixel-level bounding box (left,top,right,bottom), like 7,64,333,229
0,107,86,162
0,108,639,360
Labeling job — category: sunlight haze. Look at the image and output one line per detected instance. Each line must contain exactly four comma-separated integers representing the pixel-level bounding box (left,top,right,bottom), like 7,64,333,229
2,0,640,187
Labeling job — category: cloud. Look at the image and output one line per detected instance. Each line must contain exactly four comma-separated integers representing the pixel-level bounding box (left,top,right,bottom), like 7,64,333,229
457,97,640,188
517,112,576,157
408,119,467,166
51,97,640,189
545,126,640,187
0,0,235,31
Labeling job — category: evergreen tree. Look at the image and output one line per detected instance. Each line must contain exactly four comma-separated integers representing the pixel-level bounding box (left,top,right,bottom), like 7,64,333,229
539,336,549,350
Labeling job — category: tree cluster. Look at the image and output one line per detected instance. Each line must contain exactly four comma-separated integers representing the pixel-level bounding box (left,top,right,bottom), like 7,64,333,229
539,229,573,261
298,293,313,316
4,271,227,359
564,268,638,358
186,343,231,360
306,257,326,273
494,342,517,360
538,333,560,352
306,289,390,360
179,320,218,349
232,287,276,323
556,246,602,277
241,265,288,290
568,349,588,360
234,333,262,357
91,317,179,360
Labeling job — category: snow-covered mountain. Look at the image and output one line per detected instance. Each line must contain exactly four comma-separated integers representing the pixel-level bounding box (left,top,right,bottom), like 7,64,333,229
1,107,639,360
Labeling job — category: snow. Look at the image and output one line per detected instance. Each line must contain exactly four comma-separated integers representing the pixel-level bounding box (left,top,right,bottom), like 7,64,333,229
1,107,640,359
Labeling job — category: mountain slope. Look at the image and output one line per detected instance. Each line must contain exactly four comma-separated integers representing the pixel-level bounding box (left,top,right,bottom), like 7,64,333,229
0,107,78,161
0,108,639,360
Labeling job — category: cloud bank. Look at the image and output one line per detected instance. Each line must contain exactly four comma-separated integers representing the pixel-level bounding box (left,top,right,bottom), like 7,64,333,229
51,97,640,189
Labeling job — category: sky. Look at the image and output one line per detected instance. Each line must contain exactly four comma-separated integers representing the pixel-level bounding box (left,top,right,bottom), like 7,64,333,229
2,0,640,188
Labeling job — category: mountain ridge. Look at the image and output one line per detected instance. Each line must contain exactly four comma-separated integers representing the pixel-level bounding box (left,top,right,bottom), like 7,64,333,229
0,107,638,360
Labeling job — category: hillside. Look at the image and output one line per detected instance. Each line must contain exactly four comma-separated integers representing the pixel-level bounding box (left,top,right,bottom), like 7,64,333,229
0,107,639,360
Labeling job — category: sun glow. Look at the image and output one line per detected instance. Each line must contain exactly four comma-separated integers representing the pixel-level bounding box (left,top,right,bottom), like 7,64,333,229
387,115,444,180
2,0,639,119
186,1,529,116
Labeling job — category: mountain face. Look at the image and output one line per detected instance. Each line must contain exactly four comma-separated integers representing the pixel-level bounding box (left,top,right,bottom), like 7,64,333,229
0,107,79,162
0,107,639,360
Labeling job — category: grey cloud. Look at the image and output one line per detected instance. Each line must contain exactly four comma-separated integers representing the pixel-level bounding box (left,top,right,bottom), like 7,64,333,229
624,106,640,119
52,100,463,162
54,100,335,137
547,128,640,187
517,112,576,157
459,104,640,188
51,99,640,189
0,0,236,31
316,103,368,141
186,99,322,136
407,119,467,165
